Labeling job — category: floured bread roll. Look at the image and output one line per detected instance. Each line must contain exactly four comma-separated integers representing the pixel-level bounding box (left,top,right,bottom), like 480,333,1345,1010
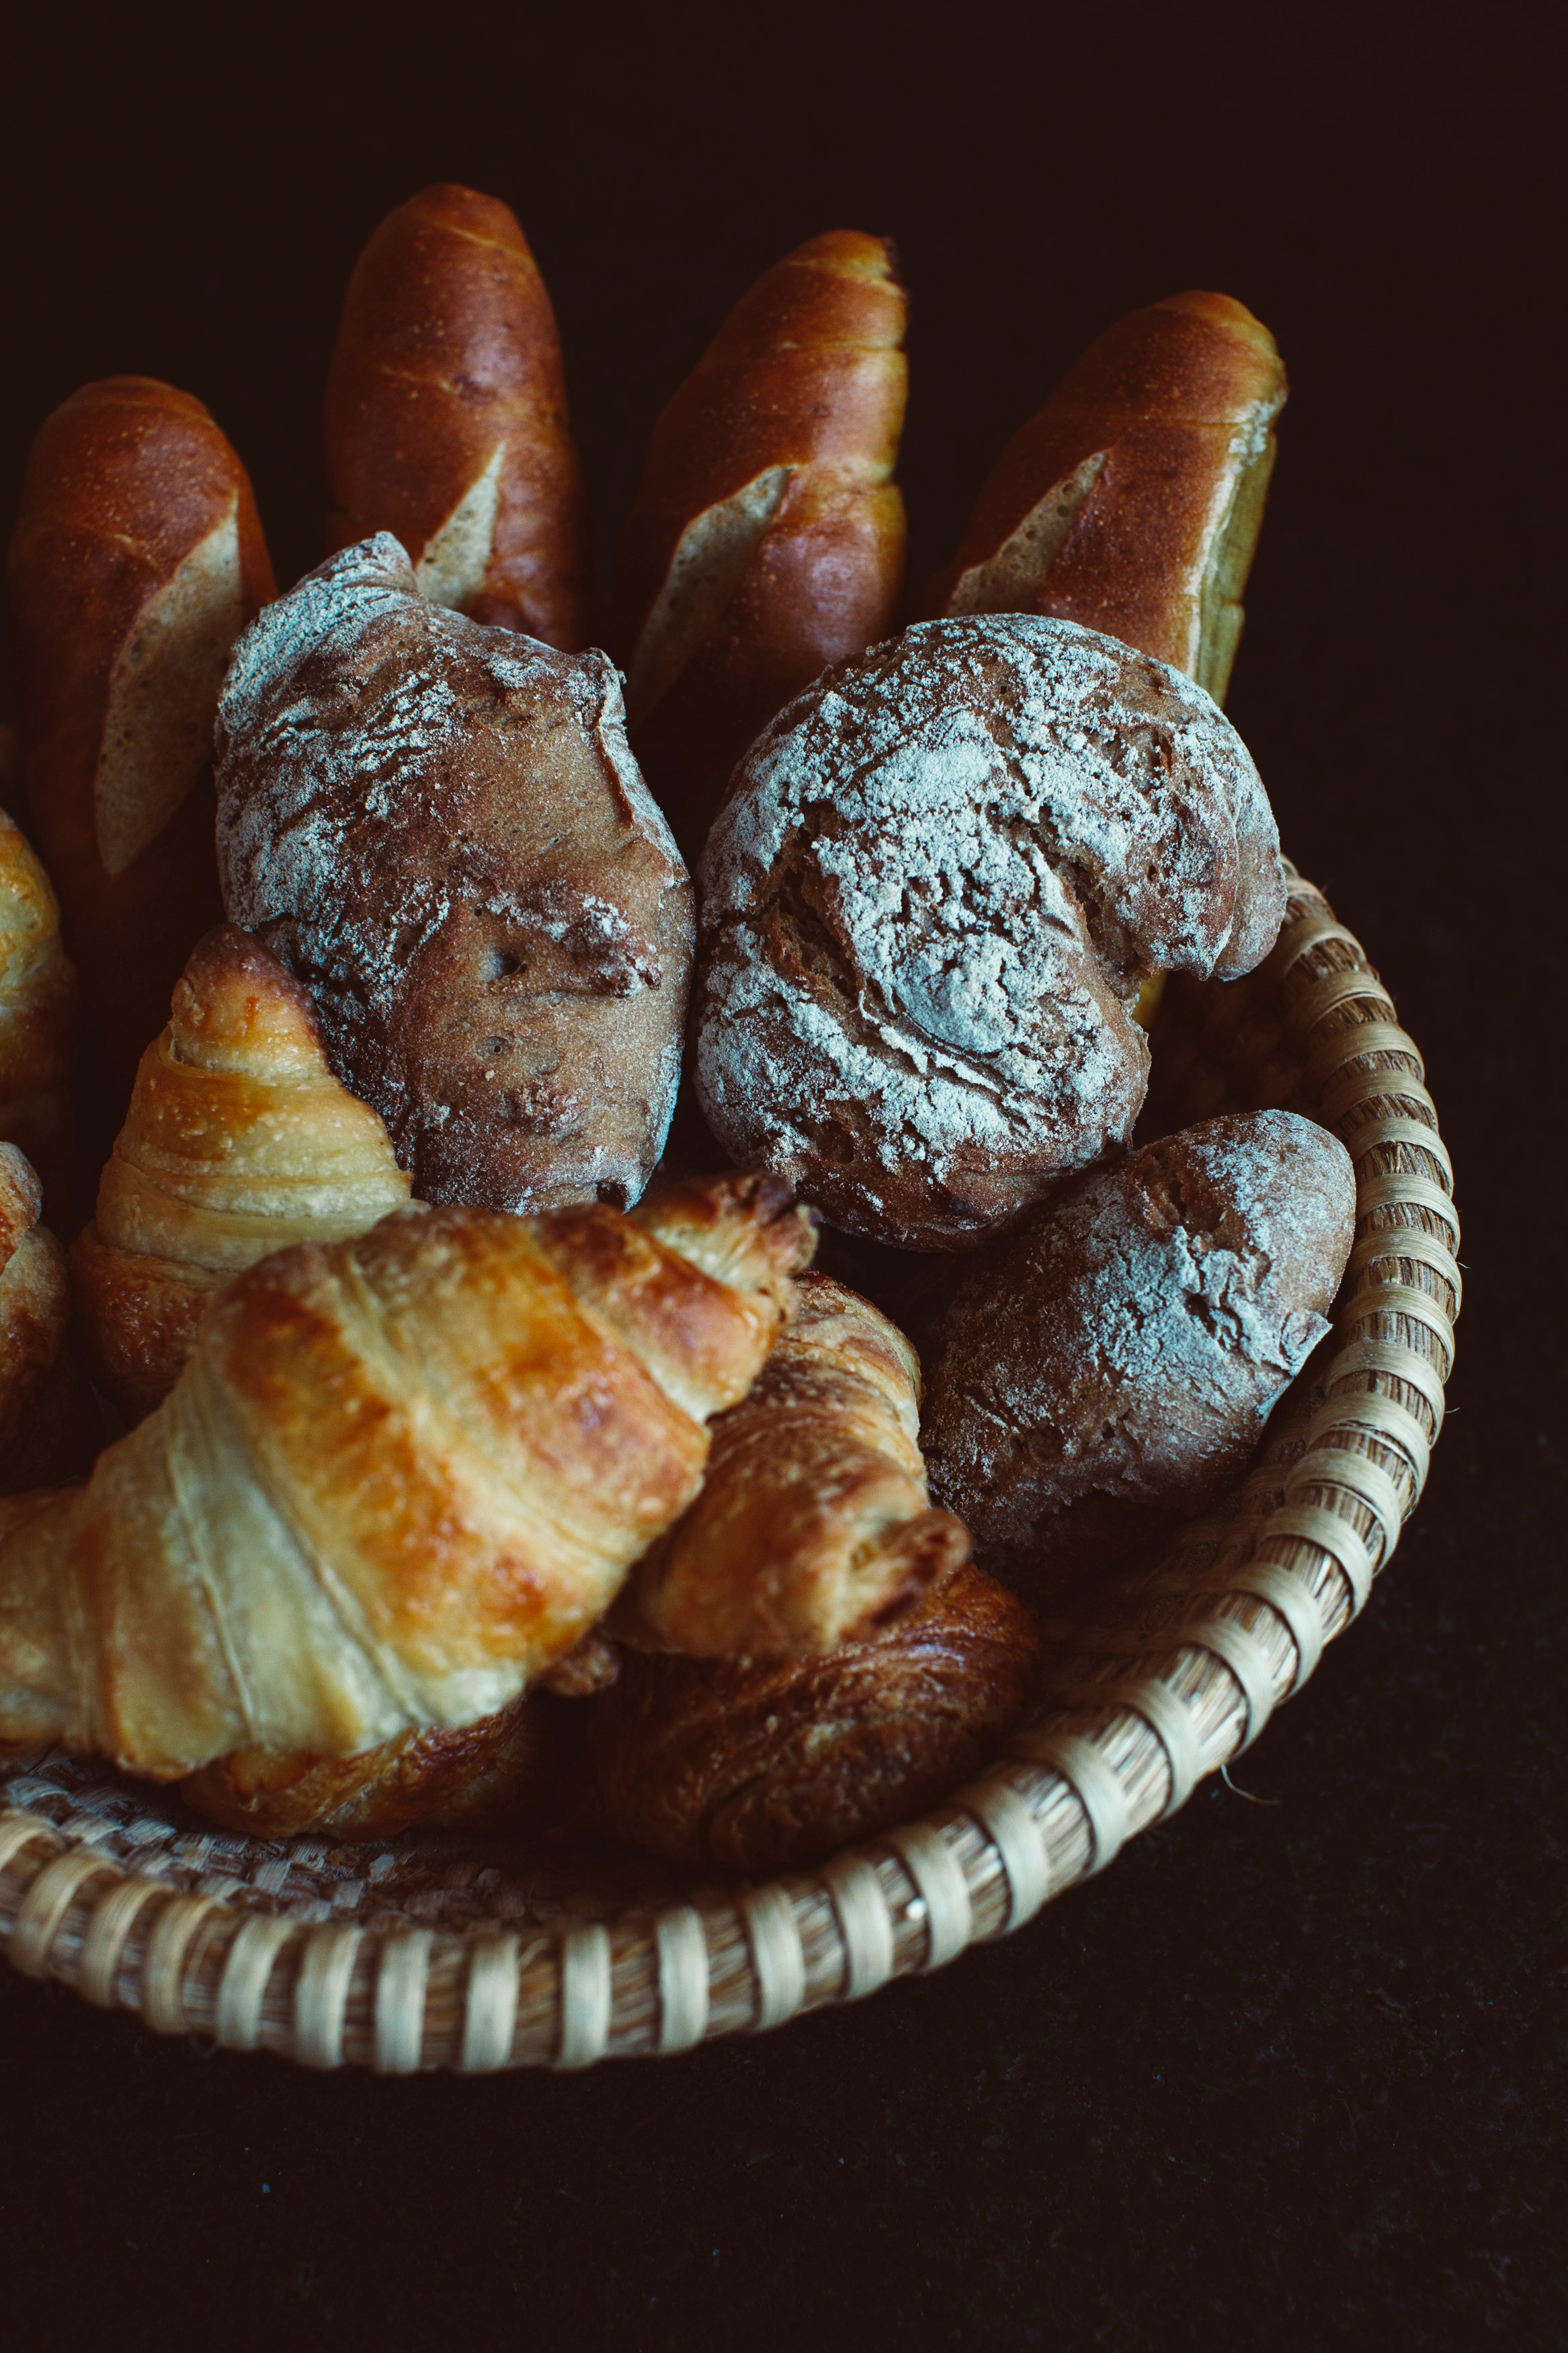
921,1111,1355,1598
695,615,1284,1249
216,534,693,1215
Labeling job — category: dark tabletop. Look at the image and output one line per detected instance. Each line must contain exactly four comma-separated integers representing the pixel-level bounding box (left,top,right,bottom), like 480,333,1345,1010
1,6,1561,2347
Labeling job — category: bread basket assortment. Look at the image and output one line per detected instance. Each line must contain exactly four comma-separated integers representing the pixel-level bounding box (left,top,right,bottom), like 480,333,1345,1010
0,188,1456,2069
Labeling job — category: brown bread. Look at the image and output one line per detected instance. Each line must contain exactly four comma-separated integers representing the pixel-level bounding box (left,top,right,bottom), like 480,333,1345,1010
922,292,1286,704
6,377,276,1127
612,230,907,859
216,535,694,1218
325,183,592,651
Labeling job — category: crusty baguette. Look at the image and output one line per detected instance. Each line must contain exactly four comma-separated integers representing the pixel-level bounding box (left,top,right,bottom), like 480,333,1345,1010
921,292,1286,703
612,229,907,858
325,183,592,651
6,377,276,1129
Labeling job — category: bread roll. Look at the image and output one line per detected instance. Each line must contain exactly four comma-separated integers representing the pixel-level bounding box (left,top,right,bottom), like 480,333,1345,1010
923,292,1286,704
921,1111,1356,1599
6,377,276,1124
0,805,79,1221
612,229,907,859
325,183,592,651
591,1561,1039,1871
618,1273,969,1656
0,1172,814,1778
71,926,412,1423
696,614,1285,1248
216,534,693,1216
0,1144,99,1496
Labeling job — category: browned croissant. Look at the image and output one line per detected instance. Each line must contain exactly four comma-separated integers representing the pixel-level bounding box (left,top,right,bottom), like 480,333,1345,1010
0,1173,813,1780
181,1696,560,1840
6,377,276,1125
0,804,79,1223
612,230,907,858
616,1273,971,1657
71,925,412,1424
0,1144,100,1496
921,292,1286,704
591,1562,1040,1871
325,183,593,650
181,1631,616,1839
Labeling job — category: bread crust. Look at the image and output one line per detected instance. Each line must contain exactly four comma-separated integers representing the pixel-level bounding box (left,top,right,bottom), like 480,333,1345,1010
921,1111,1356,1599
6,377,275,1123
70,924,411,1423
618,1273,971,1654
923,292,1286,703
216,534,694,1217
695,616,1284,1248
325,183,592,651
590,1560,1040,1870
612,230,907,858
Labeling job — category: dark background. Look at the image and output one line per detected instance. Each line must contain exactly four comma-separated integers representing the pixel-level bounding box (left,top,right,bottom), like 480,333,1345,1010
2,4,1561,2346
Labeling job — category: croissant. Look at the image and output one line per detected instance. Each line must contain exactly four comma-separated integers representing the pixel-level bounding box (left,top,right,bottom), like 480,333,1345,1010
612,229,907,859
0,803,79,1224
181,1630,618,1840
591,1561,1041,1872
181,1696,561,1840
70,925,412,1423
0,1172,813,1778
616,1273,971,1657
0,1144,100,1496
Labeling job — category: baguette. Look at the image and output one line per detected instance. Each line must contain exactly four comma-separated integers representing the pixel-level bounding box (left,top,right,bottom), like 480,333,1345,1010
921,292,1286,703
325,183,592,651
612,230,907,858
6,377,276,1127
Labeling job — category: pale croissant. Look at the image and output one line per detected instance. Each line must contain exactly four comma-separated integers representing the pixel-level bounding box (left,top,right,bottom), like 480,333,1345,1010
0,1173,813,1778
616,1273,971,1657
0,801,79,1222
71,925,412,1422
0,1144,100,1495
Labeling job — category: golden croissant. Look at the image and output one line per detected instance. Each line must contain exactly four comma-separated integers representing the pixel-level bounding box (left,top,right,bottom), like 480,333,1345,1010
0,1143,100,1496
617,1273,971,1657
0,1172,813,1779
0,803,79,1223
71,924,413,1422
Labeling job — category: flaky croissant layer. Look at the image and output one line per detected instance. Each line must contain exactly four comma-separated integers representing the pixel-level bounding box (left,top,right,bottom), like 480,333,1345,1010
0,1174,813,1779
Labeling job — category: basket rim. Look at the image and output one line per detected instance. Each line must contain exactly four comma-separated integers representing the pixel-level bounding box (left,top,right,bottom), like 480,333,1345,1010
0,859,1458,2072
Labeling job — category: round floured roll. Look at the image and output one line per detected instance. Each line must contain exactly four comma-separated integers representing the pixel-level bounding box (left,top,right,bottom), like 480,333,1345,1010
694,614,1284,1248
920,1110,1356,1600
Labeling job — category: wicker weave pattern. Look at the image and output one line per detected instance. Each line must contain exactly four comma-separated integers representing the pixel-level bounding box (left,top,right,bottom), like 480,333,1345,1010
0,866,1457,2071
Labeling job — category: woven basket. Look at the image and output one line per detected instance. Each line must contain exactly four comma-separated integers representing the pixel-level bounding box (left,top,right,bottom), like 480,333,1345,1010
0,862,1457,2071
